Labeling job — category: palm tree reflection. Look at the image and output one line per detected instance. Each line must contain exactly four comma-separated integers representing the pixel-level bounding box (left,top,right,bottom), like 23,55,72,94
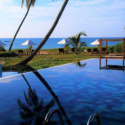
17,74,56,125
75,61,86,68
33,70,71,125
18,70,71,125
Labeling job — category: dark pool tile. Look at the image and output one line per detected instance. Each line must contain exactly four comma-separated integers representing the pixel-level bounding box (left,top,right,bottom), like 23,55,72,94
105,105,114,109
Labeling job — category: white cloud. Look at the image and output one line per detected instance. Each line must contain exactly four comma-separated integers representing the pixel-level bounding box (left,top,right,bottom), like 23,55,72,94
0,0,125,37
0,0,13,3
0,76,22,83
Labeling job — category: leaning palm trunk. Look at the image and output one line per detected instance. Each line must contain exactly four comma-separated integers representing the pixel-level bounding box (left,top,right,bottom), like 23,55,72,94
17,0,69,65
9,1,32,51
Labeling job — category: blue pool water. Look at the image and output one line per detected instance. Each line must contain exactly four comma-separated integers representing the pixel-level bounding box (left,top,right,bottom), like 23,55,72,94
0,58,125,125
0,71,20,78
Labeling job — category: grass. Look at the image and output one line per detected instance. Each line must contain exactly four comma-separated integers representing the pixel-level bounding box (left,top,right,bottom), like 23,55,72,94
0,48,105,72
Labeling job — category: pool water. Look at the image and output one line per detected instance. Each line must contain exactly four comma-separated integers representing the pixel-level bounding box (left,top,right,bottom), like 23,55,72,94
0,71,20,78
0,58,125,125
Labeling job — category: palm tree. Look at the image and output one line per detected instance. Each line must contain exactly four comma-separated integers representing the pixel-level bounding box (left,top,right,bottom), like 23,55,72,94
9,0,36,51
16,0,69,65
69,32,87,54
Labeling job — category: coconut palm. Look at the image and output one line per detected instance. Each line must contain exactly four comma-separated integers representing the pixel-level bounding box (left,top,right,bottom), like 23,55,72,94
17,74,56,125
69,32,87,54
9,0,36,51
17,0,69,65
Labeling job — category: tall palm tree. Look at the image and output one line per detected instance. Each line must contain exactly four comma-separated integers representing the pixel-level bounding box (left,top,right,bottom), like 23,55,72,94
17,0,69,65
69,32,87,54
9,0,36,51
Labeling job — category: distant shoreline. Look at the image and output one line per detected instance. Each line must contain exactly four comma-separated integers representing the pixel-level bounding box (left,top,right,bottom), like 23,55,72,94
1,37,123,50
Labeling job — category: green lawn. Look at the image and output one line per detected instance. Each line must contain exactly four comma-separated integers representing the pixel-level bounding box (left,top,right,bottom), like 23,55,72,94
0,48,105,72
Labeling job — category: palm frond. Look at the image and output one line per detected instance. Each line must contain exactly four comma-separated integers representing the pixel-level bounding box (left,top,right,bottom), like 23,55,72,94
23,89,32,106
76,62,86,67
79,31,87,36
21,0,36,8
33,98,44,112
19,110,34,120
21,0,24,8
31,0,36,7
34,117,44,125
44,97,55,109
17,99,32,112
77,43,83,50
76,31,87,42
69,41,76,49
20,115,36,125
26,0,30,8
28,88,39,107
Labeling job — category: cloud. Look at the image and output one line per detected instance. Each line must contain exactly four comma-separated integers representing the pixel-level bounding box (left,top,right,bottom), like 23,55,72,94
0,0,13,3
0,0,125,37
0,75,22,83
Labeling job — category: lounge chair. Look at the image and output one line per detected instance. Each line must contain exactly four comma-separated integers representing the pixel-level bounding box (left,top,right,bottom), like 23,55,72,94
102,48,106,54
71,48,75,53
57,48,64,54
0,50,6,52
92,48,99,54
87,49,92,53
18,50,26,55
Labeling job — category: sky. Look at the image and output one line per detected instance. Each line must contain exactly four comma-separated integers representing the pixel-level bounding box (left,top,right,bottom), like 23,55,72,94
0,0,125,38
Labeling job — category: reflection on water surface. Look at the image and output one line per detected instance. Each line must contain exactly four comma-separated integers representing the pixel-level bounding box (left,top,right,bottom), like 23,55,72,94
0,59,125,125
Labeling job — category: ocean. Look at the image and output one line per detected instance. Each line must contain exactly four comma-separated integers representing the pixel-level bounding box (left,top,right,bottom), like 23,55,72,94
0,37,124,50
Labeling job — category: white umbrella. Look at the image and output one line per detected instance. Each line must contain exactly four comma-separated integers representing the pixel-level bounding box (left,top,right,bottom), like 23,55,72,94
57,38,69,44
0,41,6,46
21,40,36,45
90,39,100,46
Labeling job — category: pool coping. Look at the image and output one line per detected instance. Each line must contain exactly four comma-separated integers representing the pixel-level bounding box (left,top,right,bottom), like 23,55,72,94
0,58,96,79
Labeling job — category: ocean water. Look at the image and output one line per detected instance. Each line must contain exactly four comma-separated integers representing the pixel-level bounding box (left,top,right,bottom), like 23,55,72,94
0,37,124,50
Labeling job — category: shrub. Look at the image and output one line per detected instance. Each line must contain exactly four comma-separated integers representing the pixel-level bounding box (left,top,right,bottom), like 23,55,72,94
113,42,123,53
27,45,35,50
107,46,114,53
0,51,17,57
0,46,5,51
63,44,70,52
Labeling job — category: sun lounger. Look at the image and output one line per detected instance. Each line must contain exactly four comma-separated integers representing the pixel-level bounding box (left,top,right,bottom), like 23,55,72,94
71,48,75,53
0,50,6,52
18,50,26,55
92,48,99,54
57,48,64,54
101,48,106,54
87,49,92,53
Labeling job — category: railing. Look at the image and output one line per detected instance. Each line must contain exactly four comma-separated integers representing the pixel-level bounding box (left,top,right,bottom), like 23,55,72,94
87,113,101,125
43,108,64,125
43,108,101,125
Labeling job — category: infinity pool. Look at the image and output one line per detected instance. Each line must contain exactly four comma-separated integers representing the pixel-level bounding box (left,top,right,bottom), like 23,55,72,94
0,71,21,78
0,58,125,125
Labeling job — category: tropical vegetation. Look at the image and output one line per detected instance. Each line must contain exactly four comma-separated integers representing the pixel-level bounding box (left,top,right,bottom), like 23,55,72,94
15,0,69,65
9,0,36,51
1,48,104,72
69,32,87,54
107,41,123,53
0,46,5,51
